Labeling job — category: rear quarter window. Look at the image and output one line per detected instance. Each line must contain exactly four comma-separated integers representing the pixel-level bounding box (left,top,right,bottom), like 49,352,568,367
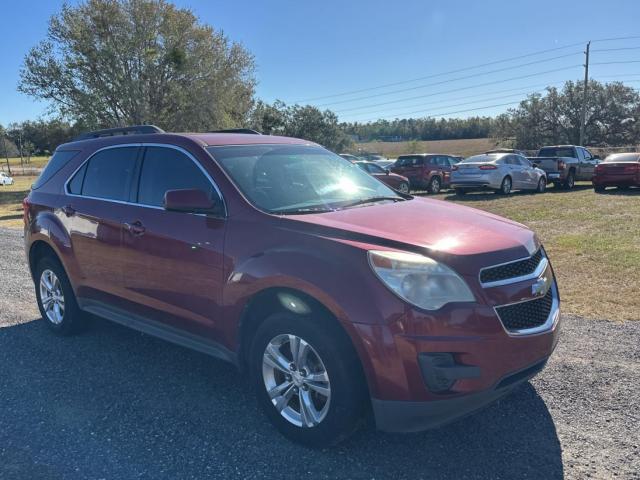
32,150,80,189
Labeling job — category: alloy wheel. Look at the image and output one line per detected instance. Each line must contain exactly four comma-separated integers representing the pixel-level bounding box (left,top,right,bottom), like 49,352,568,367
430,177,441,194
538,177,546,193
398,183,410,194
502,177,512,194
39,269,65,325
262,334,331,428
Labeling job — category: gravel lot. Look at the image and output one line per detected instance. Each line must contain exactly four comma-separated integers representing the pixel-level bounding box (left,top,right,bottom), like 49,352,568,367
1,227,638,479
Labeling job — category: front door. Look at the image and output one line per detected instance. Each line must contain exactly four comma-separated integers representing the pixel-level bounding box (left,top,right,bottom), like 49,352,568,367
119,145,227,341
578,147,597,180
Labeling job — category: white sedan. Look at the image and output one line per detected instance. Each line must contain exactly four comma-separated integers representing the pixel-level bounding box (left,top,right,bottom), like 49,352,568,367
0,172,14,186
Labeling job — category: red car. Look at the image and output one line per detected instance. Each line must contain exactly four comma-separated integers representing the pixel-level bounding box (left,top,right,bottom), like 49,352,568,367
390,153,459,193
354,161,410,193
593,153,640,192
24,126,560,447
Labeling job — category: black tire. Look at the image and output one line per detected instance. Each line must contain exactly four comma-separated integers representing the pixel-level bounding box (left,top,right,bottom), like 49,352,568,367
564,170,575,189
427,176,442,194
34,256,86,335
397,182,410,194
536,176,547,193
250,312,366,447
594,185,606,193
497,176,512,195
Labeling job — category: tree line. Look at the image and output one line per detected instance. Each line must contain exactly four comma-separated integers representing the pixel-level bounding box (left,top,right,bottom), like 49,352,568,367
6,0,640,159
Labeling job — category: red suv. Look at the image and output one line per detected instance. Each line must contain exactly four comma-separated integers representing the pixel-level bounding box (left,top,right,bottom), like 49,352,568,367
391,153,458,193
24,126,560,447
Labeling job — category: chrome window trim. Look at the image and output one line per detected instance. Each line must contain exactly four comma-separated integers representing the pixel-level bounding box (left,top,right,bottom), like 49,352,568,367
494,282,560,337
479,251,547,288
63,142,227,217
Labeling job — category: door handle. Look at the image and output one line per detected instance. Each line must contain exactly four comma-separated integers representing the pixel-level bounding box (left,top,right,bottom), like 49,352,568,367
61,205,76,217
124,220,146,236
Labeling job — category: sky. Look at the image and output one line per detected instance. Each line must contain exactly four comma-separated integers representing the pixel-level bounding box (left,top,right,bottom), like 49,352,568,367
1,0,639,125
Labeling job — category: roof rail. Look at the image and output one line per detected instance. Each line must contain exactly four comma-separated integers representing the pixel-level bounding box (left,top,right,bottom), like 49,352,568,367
208,128,262,135
73,125,165,141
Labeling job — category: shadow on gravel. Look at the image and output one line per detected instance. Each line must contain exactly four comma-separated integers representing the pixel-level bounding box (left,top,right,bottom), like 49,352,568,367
0,317,563,479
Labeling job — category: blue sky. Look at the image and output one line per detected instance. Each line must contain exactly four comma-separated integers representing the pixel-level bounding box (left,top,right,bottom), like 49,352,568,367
1,0,639,125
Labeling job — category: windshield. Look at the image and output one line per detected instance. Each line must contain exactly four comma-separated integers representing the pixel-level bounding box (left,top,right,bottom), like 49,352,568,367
461,154,500,163
604,153,640,163
207,144,403,214
538,147,576,158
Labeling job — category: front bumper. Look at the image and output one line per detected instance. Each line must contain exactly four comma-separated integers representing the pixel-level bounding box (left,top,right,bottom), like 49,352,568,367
372,358,548,432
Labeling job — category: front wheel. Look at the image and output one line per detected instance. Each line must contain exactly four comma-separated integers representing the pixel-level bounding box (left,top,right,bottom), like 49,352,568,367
497,176,512,195
250,312,366,447
536,176,547,193
397,182,410,194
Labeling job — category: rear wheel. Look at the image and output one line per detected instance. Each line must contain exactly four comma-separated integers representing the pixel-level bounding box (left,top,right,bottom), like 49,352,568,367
564,171,575,189
497,176,512,195
536,176,547,193
250,312,366,447
427,176,441,194
397,182,410,194
35,256,86,335
594,185,606,193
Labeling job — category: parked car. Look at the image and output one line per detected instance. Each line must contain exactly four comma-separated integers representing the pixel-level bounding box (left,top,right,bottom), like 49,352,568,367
339,153,360,163
451,153,547,195
0,172,14,185
592,152,640,192
528,145,599,189
354,161,410,193
390,154,459,193
450,156,463,164
24,125,560,447
359,153,388,162
375,159,397,170
486,148,528,157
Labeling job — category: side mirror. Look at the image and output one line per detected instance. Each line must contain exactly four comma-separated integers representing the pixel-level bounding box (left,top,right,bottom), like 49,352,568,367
164,189,216,214
385,169,390,175
532,162,540,168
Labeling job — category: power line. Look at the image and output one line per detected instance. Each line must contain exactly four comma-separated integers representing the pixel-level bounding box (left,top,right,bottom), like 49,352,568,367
292,35,640,103
354,101,524,123
315,55,581,107
347,76,640,124
293,42,585,103
332,65,582,113
591,47,640,53
591,60,640,65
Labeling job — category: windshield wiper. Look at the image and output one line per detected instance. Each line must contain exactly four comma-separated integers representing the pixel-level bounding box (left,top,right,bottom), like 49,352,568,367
339,196,405,209
273,206,335,215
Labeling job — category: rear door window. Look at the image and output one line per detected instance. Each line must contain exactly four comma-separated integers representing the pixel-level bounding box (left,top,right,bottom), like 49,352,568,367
33,150,80,189
137,146,218,207
80,147,139,201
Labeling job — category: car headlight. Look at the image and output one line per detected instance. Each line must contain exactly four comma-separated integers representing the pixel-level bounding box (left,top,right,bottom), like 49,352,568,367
368,250,475,310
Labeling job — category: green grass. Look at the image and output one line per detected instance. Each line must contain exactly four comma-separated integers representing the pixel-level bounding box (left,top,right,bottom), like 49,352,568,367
354,138,495,158
0,175,35,228
2,156,49,171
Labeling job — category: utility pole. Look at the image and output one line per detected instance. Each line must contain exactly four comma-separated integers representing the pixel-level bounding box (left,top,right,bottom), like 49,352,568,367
579,41,590,146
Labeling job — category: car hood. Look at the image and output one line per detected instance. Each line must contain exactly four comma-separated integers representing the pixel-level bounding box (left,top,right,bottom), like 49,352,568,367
283,197,537,261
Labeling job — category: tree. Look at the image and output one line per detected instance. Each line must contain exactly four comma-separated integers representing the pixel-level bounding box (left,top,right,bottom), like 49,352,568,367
491,80,640,148
249,101,353,152
19,0,256,131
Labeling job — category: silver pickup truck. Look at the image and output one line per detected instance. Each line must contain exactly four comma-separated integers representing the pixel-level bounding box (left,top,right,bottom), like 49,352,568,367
527,145,600,189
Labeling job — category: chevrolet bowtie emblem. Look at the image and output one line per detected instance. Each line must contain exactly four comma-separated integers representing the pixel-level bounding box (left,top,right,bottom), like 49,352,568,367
531,275,552,297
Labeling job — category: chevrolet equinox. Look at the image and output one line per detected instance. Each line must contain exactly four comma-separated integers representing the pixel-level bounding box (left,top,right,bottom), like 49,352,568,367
24,126,560,447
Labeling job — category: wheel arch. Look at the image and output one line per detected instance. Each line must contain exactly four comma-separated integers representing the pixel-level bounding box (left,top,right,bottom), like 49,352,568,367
236,286,373,403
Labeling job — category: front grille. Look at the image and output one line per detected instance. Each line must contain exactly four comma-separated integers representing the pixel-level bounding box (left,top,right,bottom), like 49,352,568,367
495,288,554,332
480,249,543,284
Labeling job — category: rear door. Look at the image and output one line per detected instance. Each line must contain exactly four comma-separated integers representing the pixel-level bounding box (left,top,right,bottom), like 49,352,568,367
436,156,453,186
64,145,141,303
504,155,525,188
119,144,227,340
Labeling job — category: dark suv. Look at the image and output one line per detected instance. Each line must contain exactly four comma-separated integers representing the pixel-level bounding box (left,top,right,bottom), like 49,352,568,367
24,126,560,447
390,153,459,193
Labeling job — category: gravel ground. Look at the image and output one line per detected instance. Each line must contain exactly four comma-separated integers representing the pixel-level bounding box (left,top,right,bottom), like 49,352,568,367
0,227,638,479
